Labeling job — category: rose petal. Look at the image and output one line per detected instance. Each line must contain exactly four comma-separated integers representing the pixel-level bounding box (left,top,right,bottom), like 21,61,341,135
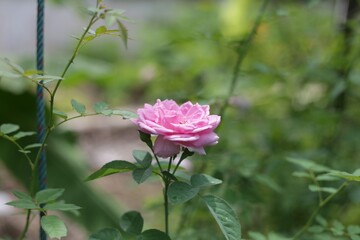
165,134,199,142
154,135,181,158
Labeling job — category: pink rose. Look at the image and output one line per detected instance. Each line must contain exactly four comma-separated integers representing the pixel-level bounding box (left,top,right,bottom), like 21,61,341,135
133,99,221,158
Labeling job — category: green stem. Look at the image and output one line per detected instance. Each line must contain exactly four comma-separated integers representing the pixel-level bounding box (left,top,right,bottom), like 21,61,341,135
49,14,98,126
0,135,34,170
53,113,99,128
293,182,348,239
218,0,270,118
152,150,164,173
309,171,323,204
164,178,170,235
18,210,31,240
172,157,184,175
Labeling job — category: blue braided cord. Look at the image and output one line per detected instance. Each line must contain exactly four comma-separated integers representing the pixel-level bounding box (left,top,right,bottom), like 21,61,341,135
36,0,47,239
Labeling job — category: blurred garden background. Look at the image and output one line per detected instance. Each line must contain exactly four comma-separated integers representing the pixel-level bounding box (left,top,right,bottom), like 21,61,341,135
0,0,360,239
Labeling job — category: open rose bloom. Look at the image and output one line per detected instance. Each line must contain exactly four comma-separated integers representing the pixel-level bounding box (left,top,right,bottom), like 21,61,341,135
133,99,221,158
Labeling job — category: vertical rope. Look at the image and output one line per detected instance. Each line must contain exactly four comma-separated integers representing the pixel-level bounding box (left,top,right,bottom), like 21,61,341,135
36,0,47,239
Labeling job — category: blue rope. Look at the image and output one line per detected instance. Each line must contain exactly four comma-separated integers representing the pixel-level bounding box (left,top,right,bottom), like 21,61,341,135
36,0,47,239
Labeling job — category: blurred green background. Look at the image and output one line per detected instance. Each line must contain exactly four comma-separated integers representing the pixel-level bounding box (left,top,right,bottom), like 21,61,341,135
1,0,360,239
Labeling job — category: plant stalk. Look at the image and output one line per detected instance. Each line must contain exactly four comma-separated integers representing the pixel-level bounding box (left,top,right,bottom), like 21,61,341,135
293,182,348,239
218,0,270,118
18,210,31,240
164,179,170,235
49,14,98,126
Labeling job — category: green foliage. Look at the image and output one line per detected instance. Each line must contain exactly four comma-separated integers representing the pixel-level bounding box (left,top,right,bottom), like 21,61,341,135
86,160,137,181
71,99,86,115
35,188,65,204
132,167,153,184
119,211,144,235
190,174,222,188
0,123,19,134
93,101,111,115
202,195,241,240
132,150,152,168
167,181,199,204
89,228,122,240
136,229,170,240
139,131,153,149
41,215,67,240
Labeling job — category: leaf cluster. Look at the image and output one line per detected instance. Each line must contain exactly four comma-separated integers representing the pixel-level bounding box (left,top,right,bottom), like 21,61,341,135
6,188,81,239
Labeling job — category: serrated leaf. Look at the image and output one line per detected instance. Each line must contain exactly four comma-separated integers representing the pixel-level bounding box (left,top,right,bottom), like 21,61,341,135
292,171,312,179
44,201,81,211
86,160,137,181
191,174,222,188
202,195,241,240
287,158,330,172
101,109,113,116
23,69,40,76
6,199,38,209
24,143,43,150
329,170,360,182
308,185,337,194
41,215,67,239
315,215,327,227
83,35,95,42
350,235,360,240
35,188,64,204
132,150,152,168
71,99,86,115
333,220,345,231
13,191,32,200
0,71,22,78
136,229,170,240
12,131,36,140
4,58,24,73
248,231,267,240
132,167,153,184
87,7,105,16
93,102,109,114
112,110,138,119
18,150,31,154
95,25,107,35
119,211,143,235
34,75,63,82
348,225,360,235
0,123,19,134
168,181,199,204
116,20,128,48
89,228,122,240
316,174,339,181
53,110,68,120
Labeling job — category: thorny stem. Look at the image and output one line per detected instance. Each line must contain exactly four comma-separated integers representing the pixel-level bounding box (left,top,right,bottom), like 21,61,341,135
49,13,99,126
18,210,31,240
293,182,349,240
164,178,170,235
152,150,164,173
218,0,270,119
53,113,100,128
17,10,101,239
